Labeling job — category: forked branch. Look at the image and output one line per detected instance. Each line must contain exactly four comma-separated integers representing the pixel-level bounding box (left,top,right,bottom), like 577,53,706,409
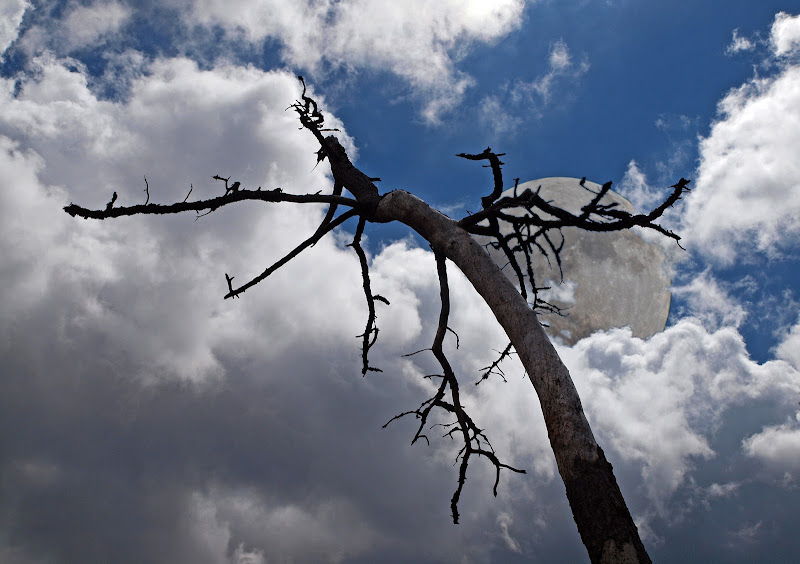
350,216,390,374
457,147,690,314
64,180,362,301
225,208,359,299
384,251,525,523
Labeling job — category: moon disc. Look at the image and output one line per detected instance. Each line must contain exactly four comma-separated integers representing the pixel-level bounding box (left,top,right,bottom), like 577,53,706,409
474,177,671,345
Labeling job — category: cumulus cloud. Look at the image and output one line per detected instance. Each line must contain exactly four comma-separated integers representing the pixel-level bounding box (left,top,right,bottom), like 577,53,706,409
183,0,526,122
5,6,800,563
60,1,131,51
372,242,800,542
775,316,800,370
771,12,800,56
187,488,385,563
0,53,368,384
15,0,131,57
64,2,131,48
0,51,556,563
742,412,800,474
0,0,28,59
683,13,800,262
8,0,527,120
557,320,800,512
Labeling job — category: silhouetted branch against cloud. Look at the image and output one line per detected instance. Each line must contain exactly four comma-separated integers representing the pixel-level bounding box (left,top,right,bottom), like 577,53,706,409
64,77,694,563
350,215,390,375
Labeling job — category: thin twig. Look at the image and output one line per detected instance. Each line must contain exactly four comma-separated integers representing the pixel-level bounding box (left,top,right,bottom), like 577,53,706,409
350,216,389,374
225,208,358,299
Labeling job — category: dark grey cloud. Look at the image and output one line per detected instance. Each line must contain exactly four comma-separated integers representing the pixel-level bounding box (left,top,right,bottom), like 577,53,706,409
0,297,522,563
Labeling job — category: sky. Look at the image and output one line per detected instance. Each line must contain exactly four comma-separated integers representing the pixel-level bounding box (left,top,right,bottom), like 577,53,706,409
2,1,800,562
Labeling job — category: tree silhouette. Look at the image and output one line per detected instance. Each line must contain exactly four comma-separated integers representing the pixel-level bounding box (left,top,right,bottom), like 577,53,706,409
65,78,689,563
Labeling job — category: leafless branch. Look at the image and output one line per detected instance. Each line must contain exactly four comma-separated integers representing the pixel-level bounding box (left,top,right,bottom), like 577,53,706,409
225,208,359,299
290,75,340,147
459,176,691,240
456,147,506,208
456,148,690,317
476,342,515,385
349,216,389,374
105,191,117,212
385,251,525,524
63,83,688,536
64,188,358,220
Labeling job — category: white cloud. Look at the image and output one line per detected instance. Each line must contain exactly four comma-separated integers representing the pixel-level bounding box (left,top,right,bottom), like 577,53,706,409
742,411,800,473
539,278,577,305
0,0,28,59
771,12,800,56
513,39,590,105
0,53,372,384
497,512,522,553
776,316,800,370
671,270,748,330
556,319,800,511
5,8,800,561
705,481,740,499
0,52,559,560
614,161,686,255
548,39,571,70
682,27,800,262
726,28,755,55
367,240,559,475
10,0,527,121
16,0,131,56
478,94,521,137
730,521,763,545
478,38,589,135
619,160,659,212
61,1,131,50
369,247,800,522
183,0,526,122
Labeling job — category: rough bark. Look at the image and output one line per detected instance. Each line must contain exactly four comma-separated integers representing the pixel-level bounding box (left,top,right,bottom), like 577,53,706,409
374,190,651,564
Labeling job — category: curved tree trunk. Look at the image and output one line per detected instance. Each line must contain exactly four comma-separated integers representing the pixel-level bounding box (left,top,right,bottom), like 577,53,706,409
64,99,680,563
374,190,651,564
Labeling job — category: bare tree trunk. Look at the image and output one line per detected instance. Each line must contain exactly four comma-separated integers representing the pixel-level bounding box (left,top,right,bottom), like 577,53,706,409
374,190,651,564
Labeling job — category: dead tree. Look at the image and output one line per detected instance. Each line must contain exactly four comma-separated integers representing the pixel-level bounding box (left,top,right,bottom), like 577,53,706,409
64,77,690,563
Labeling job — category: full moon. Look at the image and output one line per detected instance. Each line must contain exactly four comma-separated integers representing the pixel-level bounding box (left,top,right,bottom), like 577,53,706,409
474,177,671,345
